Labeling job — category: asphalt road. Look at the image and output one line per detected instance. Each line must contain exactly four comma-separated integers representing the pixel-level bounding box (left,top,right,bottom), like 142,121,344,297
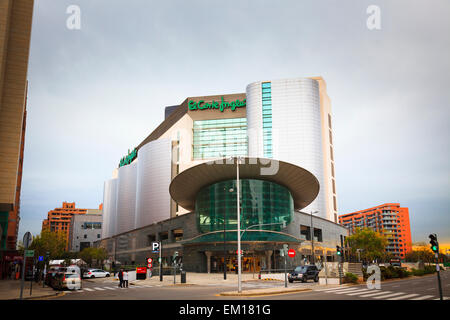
53,271,449,300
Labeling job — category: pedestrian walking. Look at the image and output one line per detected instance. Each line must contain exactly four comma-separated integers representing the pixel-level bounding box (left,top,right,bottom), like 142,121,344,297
118,268,124,288
123,270,128,288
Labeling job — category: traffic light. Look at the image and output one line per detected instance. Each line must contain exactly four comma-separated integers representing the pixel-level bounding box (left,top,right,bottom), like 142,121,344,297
336,246,342,256
429,234,439,253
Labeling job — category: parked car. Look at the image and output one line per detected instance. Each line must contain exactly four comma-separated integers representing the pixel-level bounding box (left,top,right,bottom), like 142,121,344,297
288,265,320,283
59,266,81,275
83,269,110,278
45,267,62,287
53,272,82,290
390,258,402,267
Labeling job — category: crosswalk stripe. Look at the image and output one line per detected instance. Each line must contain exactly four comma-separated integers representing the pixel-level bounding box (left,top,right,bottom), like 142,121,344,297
314,286,351,292
374,292,406,299
410,295,434,300
103,287,116,290
433,297,449,300
83,288,94,291
334,288,372,294
93,287,106,291
346,289,375,296
358,290,391,298
324,287,365,294
388,294,420,300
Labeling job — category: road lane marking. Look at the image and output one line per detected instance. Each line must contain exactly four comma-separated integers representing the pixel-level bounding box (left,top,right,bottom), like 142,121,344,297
411,295,434,300
358,290,391,298
83,288,94,291
388,294,420,300
103,287,116,290
373,292,406,299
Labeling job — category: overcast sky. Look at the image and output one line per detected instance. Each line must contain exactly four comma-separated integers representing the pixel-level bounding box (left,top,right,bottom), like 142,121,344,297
19,0,450,245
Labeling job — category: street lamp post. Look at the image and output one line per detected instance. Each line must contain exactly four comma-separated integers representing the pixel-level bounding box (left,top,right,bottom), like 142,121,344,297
236,156,242,293
310,210,318,264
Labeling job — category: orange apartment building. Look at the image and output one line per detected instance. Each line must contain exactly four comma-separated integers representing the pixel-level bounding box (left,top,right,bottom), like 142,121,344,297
42,202,88,250
339,203,412,259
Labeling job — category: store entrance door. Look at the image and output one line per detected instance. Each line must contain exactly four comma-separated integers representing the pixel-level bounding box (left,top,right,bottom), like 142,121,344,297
216,255,261,273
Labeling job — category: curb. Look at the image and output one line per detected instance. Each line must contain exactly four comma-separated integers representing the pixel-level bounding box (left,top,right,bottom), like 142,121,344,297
219,287,312,297
14,291,65,300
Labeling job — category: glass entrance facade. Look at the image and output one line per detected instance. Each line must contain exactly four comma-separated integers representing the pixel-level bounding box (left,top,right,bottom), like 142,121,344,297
195,179,293,234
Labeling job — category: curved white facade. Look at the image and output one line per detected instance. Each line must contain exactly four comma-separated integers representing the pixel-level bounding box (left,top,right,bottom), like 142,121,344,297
102,178,118,238
246,78,328,219
135,139,172,229
116,160,138,234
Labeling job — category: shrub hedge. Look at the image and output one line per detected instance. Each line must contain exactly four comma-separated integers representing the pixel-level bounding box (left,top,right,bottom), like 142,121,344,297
363,265,435,281
344,272,359,284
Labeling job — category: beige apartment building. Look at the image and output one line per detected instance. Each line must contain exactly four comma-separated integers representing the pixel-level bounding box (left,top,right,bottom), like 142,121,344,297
0,0,34,252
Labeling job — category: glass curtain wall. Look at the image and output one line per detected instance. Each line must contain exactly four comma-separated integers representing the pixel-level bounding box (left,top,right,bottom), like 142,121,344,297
196,179,293,234
261,82,273,158
192,118,247,160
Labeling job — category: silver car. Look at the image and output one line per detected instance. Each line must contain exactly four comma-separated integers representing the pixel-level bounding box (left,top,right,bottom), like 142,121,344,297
83,269,110,278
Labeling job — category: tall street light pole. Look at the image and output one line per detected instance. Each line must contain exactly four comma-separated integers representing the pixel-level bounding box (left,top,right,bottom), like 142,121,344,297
236,156,242,293
310,210,318,264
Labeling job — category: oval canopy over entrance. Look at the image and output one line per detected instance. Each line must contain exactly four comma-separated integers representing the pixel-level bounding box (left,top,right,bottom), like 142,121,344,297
169,157,320,211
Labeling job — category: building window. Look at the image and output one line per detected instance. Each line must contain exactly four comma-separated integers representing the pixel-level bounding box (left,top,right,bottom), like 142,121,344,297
328,114,332,130
261,82,273,158
147,235,156,246
84,234,87,239
192,118,248,159
172,229,183,242
159,231,169,242
314,228,323,242
300,225,311,241
97,234,100,238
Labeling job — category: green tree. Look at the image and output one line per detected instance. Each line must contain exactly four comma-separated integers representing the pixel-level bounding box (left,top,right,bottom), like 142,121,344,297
29,230,67,260
345,228,389,262
79,247,96,267
95,247,108,269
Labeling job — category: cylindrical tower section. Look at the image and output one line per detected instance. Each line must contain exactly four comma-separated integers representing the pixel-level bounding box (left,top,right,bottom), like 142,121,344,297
246,78,326,218
102,178,118,238
116,160,137,234
135,139,172,228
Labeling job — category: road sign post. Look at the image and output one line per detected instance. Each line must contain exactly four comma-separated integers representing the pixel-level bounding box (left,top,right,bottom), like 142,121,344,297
152,241,162,281
20,232,32,300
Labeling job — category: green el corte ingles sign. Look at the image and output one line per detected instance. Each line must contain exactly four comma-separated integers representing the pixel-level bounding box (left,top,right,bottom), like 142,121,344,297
119,148,138,168
188,96,246,112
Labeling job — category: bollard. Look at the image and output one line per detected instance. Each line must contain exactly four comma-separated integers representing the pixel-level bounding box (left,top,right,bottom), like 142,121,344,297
181,271,186,283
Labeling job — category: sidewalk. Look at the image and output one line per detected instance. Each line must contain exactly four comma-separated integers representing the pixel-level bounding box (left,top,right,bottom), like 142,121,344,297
0,280,61,300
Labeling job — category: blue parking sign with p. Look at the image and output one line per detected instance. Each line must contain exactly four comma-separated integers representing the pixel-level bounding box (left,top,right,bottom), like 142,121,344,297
152,242,160,253
38,256,44,261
